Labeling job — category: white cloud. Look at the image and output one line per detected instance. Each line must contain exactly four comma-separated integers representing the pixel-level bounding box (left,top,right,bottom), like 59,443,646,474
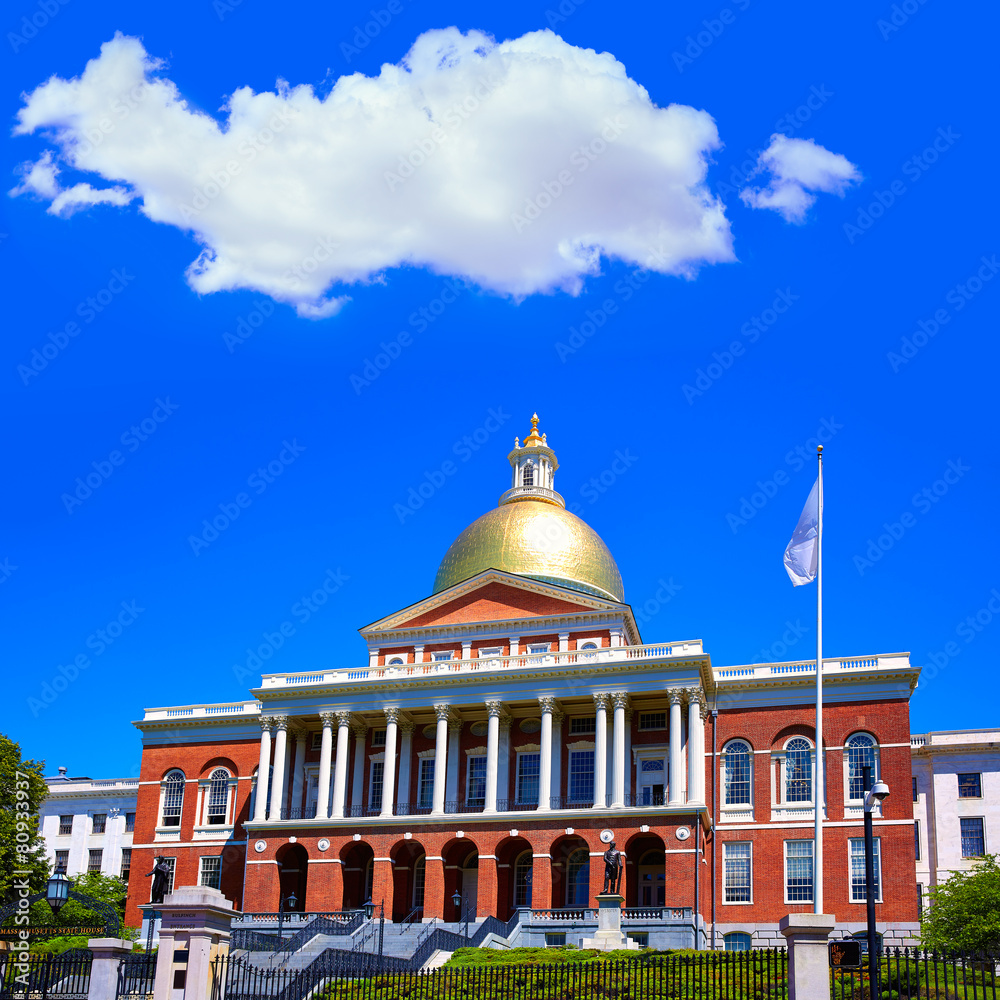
11,150,134,217
10,151,60,199
739,134,860,223
12,29,736,318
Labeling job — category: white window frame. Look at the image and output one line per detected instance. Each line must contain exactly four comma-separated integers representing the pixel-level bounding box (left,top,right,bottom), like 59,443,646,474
91,813,107,835
161,857,176,894
417,758,435,809
784,839,814,905
158,770,186,833
466,755,487,805
720,740,754,822
576,636,602,652
638,712,667,732
199,855,222,889
87,848,103,873
515,749,541,805
771,737,821,822
369,756,385,810
432,651,454,662
960,817,986,859
387,656,405,666
526,642,550,655
478,646,503,658
200,767,235,828
567,747,596,803
843,733,882,818
849,837,882,902
723,842,753,904
634,750,668,806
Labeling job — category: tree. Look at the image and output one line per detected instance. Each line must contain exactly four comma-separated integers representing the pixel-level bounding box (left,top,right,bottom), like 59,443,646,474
0,734,49,904
28,871,130,932
921,854,1000,955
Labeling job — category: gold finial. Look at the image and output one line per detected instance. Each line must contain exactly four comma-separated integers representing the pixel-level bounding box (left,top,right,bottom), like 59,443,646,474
524,412,544,447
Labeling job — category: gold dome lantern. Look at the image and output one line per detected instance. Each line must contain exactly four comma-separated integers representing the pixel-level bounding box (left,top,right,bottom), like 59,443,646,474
432,415,625,603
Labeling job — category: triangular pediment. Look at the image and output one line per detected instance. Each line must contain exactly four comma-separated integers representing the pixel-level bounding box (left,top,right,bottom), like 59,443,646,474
360,569,626,636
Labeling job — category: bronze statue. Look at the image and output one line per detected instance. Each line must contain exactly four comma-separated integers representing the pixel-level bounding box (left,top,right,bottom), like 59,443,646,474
601,841,622,894
146,857,171,904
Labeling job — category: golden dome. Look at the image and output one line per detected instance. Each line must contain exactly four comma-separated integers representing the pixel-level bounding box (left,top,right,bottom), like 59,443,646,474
433,499,624,603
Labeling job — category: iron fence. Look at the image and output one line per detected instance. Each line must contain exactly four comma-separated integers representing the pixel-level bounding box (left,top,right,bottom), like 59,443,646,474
0,951,92,1000
829,947,999,1000
116,954,156,999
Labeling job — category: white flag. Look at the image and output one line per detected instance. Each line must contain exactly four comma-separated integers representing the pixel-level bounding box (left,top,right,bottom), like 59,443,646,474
784,479,819,586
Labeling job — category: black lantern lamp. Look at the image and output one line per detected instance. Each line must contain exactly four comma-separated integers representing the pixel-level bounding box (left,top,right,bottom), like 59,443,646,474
46,868,71,915
451,890,461,912
286,892,298,913
363,898,375,920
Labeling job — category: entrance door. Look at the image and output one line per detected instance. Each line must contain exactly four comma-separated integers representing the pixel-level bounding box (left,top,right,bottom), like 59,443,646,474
463,870,478,917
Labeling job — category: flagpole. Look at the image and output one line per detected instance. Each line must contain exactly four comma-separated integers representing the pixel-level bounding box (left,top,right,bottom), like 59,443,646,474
814,445,824,914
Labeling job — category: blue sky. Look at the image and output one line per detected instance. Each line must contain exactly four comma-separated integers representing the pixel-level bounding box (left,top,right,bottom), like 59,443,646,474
2,0,997,779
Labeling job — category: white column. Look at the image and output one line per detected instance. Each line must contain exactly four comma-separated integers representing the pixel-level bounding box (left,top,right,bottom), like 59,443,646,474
593,694,608,809
414,644,425,663
461,641,472,660
332,711,352,818
558,632,570,652
432,704,449,815
668,690,684,805
316,713,334,819
538,697,555,810
484,701,502,814
350,722,367,809
497,716,511,809
397,722,414,814
268,717,289,819
381,708,400,817
254,720,273,821
446,719,461,809
624,709,633,802
291,732,306,816
687,691,702,805
368,648,380,667
693,698,707,804
552,711,564,807
509,636,520,656
611,693,627,807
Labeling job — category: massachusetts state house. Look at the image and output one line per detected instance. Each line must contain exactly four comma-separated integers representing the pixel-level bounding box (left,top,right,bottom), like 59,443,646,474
126,416,920,949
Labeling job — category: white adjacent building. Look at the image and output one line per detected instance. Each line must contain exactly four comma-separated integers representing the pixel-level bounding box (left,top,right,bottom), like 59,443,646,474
911,728,1000,913
40,767,138,886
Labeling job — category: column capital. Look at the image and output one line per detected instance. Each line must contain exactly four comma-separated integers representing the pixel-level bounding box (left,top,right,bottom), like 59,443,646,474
552,709,565,726
593,693,610,711
448,717,463,734
434,703,452,723
611,692,630,711
538,696,558,714
485,699,505,719
258,717,275,734
334,710,352,727
685,687,706,708
271,715,289,731
350,719,369,738
667,688,684,705
384,707,401,725
319,711,337,727
399,719,416,736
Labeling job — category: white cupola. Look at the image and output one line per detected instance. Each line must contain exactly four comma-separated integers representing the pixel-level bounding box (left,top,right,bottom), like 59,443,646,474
499,413,565,508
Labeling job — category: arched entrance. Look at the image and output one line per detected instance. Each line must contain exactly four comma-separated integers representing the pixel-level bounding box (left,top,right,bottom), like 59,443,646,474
624,833,666,908
442,839,479,922
390,839,427,922
275,843,308,911
340,841,374,910
496,836,533,918
550,835,590,908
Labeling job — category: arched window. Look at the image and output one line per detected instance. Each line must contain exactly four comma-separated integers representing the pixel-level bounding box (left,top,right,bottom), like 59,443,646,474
785,739,813,803
412,856,425,909
388,657,404,665
206,768,231,825
161,770,185,827
566,849,590,906
514,851,533,908
522,463,534,487
724,741,752,806
724,931,752,952
580,642,598,650
846,734,879,800
364,859,374,904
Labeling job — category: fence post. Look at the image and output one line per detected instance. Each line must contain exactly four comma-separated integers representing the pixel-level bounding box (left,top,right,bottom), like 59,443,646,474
87,938,132,1000
779,914,836,1000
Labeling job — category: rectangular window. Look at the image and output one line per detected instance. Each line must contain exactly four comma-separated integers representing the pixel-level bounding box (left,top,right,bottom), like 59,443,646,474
418,759,435,808
961,818,986,858
478,647,503,657
162,858,176,894
92,813,107,834
59,815,73,835
527,643,550,654
311,732,323,750
639,712,667,731
199,856,222,890
121,848,132,882
517,753,540,804
849,838,882,902
371,729,386,748
917,884,923,916
369,761,384,810
568,750,595,802
432,651,453,661
914,820,921,860
544,933,567,947
785,840,814,903
55,850,69,872
723,842,752,903
88,849,103,873
958,773,982,798
912,776,918,802
466,757,487,805
125,812,136,833
569,717,596,735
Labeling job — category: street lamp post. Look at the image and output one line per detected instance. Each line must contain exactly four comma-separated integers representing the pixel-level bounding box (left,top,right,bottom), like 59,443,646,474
277,891,298,940
45,868,70,915
451,891,468,940
363,899,385,963
862,765,890,1000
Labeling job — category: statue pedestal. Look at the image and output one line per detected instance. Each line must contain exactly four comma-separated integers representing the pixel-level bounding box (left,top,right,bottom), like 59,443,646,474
582,894,640,952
